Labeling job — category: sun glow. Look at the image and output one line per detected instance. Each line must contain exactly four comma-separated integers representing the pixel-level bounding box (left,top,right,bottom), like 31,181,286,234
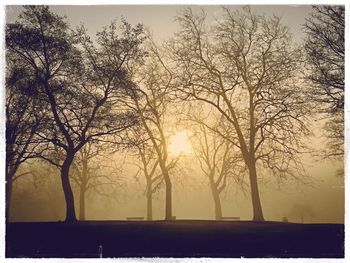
168,130,193,156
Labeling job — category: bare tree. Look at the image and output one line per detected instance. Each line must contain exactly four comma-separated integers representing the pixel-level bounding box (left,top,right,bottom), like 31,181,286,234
5,55,46,221
124,40,181,220
126,121,187,220
193,121,244,219
70,142,122,220
304,6,345,157
170,7,310,221
6,6,145,222
132,138,163,220
138,147,162,220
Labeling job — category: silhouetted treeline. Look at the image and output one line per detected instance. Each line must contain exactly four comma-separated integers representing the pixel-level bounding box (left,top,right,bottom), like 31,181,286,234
6,5,344,222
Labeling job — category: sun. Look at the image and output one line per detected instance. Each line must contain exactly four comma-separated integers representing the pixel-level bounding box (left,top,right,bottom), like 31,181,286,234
168,130,193,156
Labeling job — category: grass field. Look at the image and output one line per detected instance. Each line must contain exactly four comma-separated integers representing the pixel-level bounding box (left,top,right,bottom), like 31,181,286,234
6,220,344,258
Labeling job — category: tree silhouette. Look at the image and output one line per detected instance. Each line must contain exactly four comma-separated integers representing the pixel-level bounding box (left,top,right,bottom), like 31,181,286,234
170,7,310,221
125,39,180,220
304,6,344,157
70,142,122,220
125,126,163,220
6,6,145,222
5,54,46,221
191,118,245,220
136,145,163,220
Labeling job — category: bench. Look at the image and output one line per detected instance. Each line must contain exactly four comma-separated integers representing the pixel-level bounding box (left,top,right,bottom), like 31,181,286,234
220,216,240,221
126,217,144,221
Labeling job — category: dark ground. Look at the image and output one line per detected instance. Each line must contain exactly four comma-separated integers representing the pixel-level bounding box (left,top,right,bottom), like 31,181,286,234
6,220,344,258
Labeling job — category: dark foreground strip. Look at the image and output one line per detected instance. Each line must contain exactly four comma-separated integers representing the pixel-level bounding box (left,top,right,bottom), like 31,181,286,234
6,220,344,258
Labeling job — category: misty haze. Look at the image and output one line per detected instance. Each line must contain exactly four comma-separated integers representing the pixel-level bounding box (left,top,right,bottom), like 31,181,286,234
5,5,344,258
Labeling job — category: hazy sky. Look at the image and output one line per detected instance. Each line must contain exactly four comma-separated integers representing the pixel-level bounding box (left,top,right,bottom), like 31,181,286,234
6,5,312,42
5,5,344,223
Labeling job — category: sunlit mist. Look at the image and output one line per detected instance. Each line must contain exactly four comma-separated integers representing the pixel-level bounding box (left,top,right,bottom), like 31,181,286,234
168,130,193,156
4,5,344,258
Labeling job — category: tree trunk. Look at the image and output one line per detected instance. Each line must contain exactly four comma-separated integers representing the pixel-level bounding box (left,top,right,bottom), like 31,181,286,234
79,159,88,221
212,189,222,220
61,157,77,223
5,176,13,222
146,178,153,220
163,172,172,220
5,160,19,222
79,186,86,221
248,161,264,221
209,180,222,220
213,194,223,220
146,188,153,221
